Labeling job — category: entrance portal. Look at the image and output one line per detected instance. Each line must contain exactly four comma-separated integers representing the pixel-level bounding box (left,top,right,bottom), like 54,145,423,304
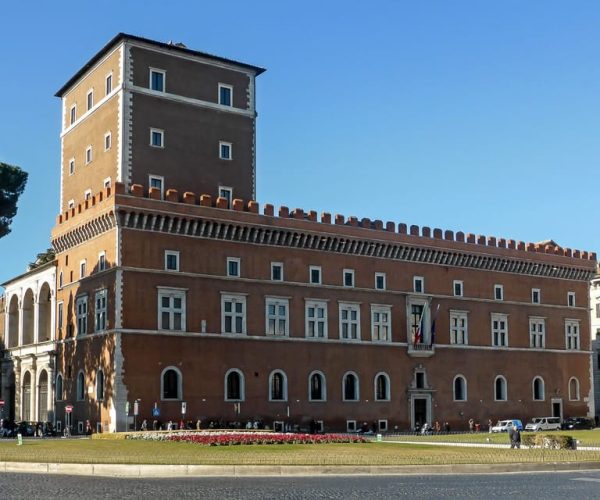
413,397,428,428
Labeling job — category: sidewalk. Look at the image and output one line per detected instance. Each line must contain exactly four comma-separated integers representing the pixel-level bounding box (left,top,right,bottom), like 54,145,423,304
382,438,600,451
2,460,600,478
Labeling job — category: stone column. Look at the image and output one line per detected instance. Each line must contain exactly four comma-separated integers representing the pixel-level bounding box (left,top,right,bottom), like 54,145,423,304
18,299,24,346
46,362,55,424
50,289,56,341
30,358,37,423
13,358,21,420
33,298,40,344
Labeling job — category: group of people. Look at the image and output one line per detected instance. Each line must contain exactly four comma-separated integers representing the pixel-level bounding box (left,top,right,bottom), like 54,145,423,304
417,421,451,434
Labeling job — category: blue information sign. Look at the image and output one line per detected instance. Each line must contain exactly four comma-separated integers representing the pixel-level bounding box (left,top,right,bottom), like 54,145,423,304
152,407,160,417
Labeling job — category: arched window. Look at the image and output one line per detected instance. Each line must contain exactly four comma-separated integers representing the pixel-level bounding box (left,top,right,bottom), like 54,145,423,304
161,367,182,400
308,371,326,401
96,370,105,401
76,371,85,401
569,377,580,401
22,371,32,420
225,369,244,401
532,377,544,401
342,372,359,401
494,375,507,401
269,370,287,401
374,372,390,401
55,373,63,402
453,375,467,401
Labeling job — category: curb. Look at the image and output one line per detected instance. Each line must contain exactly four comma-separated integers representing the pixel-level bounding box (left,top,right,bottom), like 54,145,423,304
1,461,600,477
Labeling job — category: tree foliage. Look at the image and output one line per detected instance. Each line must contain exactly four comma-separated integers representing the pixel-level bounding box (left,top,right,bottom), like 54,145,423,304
28,248,56,271
0,162,28,238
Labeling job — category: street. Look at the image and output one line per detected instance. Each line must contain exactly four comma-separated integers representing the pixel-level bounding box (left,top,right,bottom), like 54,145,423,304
0,470,599,499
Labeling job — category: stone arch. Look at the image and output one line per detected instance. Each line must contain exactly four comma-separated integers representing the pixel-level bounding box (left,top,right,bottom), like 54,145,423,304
7,295,19,348
22,370,32,421
22,288,35,345
38,369,49,421
38,282,52,342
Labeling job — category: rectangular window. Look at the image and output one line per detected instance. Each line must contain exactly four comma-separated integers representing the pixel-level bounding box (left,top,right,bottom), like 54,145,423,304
95,290,107,332
596,303,600,318
149,175,164,199
567,292,576,307
531,288,541,304
413,276,424,293
529,317,545,348
346,420,357,432
339,303,360,341
343,269,355,287
218,83,233,106
158,289,186,331
69,158,75,175
105,73,112,95
450,310,468,345
371,305,391,342
67,199,75,209
150,68,165,92
453,280,463,297
306,300,327,338
491,313,508,347
104,132,112,151
222,294,246,334
76,296,88,335
58,302,64,330
219,141,232,160
494,284,504,301
86,90,93,111
85,146,93,164
271,262,283,281
565,320,580,350
227,257,240,277
103,177,111,189
150,128,164,148
70,104,76,125
218,186,233,208
84,189,92,201
165,250,180,271
98,252,106,272
375,272,386,290
310,266,322,284
266,298,289,336
79,260,86,279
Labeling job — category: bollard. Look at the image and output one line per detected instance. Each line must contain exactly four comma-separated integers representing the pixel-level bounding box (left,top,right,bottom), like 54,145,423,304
376,433,382,442
17,432,23,446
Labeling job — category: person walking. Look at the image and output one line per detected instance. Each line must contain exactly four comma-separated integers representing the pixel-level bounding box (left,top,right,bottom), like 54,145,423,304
510,424,521,449
488,419,493,433
468,418,474,433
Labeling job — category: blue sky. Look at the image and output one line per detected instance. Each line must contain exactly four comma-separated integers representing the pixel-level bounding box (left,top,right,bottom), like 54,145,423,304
1,0,599,286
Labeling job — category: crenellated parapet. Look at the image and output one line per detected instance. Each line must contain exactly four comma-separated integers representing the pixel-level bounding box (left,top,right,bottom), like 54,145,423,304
113,183,596,264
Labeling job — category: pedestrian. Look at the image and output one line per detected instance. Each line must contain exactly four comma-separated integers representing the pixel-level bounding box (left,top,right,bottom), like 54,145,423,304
444,421,450,433
140,419,148,431
488,419,493,433
85,420,92,435
167,420,173,431
468,418,474,433
196,419,201,430
434,420,441,433
510,424,521,449
152,419,158,431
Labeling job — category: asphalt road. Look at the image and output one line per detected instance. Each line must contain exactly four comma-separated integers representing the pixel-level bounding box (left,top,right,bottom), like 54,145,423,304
1,471,599,499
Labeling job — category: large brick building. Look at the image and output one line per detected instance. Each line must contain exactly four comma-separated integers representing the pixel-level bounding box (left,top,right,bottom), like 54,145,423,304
1,34,597,433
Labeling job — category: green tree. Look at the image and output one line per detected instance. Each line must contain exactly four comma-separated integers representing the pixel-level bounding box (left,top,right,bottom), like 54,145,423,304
0,162,28,238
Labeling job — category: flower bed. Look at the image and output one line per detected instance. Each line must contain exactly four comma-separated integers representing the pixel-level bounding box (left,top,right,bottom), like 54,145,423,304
126,431,367,446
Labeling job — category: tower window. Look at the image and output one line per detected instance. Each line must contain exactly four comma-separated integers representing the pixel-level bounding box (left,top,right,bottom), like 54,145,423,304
150,68,165,92
219,141,232,160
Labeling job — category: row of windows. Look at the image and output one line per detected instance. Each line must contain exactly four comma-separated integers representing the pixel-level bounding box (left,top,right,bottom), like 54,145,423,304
148,128,232,160
149,68,234,107
158,368,583,403
146,175,233,206
57,252,106,288
55,370,104,402
68,73,113,126
67,132,112,179
162,253,578,307
154,289,582,350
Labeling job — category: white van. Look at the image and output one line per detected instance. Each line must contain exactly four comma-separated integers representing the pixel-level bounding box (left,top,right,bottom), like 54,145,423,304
491,419,523,433
525,417,561,432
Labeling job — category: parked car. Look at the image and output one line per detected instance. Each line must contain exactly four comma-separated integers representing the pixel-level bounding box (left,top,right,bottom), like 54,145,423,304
525,417,561,432
491,419,523,433
561,417,595,430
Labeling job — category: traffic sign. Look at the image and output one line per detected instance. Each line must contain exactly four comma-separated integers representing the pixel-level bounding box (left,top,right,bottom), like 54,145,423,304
134,400,139,416
65,405,73,413
181,401,187,415
152,407,160,417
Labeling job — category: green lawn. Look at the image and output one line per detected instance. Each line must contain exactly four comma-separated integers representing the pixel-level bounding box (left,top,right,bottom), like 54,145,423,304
0,439,600,466
386,430,600,446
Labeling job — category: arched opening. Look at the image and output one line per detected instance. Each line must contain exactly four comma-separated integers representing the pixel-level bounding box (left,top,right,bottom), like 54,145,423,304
569,377,580,401
96,370,105,401
38,370,48,421
22,371,32,421
77,371,85,401
309,371,326,401
374,373,390,401
55,374,63,402
494,376,507,401
454,375,467,401
161,367,182,400
225,369,244,401
38,283,52,342
22,289,35,345
343,372,359,401
269,370,287,401
533,377,545,401
8,295,19,348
